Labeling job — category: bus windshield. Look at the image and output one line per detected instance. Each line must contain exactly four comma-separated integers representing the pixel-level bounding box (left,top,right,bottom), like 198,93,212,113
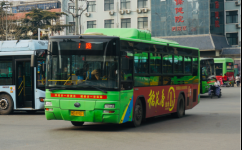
201,59,215,80
226,62,234,70
46,39,119,90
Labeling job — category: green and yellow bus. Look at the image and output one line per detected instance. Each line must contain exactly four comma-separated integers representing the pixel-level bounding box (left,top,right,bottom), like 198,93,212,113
44,28,200,127
214,58,235,86
200,58,216,94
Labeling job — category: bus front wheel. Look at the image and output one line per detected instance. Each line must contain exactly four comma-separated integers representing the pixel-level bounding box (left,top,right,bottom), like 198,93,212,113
0,94,14,115
132,99,143,127
172,95,185,118
71,121,84,126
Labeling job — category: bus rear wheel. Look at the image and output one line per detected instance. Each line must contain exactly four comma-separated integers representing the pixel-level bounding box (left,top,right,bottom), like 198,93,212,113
132,99,143,127
0,94,14,115
172,95,185,118
71,121,84,126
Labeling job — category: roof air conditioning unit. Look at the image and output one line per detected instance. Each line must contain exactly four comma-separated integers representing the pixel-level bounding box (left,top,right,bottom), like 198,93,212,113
143,8,148,13
53,6,55,9
120,10,125,15
137,8,142,14
86,12,90,17
109,10,114,16
126,9,131,14
236,23,241,28
46,7,49,10
235,1,241,5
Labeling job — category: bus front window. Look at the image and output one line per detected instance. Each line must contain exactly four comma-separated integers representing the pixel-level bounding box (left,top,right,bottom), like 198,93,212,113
46,40,119,90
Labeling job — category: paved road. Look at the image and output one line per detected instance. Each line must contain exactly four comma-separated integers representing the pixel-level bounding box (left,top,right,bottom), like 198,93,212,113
0,87,241,150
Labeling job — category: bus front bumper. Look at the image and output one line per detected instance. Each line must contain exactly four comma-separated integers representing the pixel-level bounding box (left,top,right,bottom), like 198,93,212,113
45,100,120,124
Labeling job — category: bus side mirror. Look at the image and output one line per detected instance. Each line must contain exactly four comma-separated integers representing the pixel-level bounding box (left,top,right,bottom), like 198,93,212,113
121,57,129,70
31,55,36,67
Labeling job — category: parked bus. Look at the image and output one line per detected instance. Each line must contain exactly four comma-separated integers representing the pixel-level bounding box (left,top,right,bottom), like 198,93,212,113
214,58,235,87
45,28,200,127
200,58,216,94
0,40,47,115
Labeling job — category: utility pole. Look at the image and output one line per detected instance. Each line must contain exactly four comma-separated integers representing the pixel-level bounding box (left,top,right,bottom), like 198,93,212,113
75,0,79,35
6,10,7,41
65,0,89,35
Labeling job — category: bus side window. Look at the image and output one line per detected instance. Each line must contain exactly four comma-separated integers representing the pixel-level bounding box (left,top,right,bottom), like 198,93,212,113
0,60,12,85
185,56,192,74
163,54,173,74
193,58,198,76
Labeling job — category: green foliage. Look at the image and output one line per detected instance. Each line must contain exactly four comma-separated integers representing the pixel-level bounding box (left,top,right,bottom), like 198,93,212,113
19,8,70,37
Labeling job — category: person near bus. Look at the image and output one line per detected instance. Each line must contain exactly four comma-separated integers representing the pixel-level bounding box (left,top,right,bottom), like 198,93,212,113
235,74,240,87
214,78,221,87
212,78,221,96
223,73,228,85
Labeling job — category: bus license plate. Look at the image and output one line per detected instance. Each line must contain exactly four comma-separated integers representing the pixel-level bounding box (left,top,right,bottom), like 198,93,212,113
71,111,84,116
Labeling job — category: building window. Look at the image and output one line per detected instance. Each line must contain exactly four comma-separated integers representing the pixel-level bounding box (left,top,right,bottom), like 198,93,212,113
105,20,114,28
121,18,131,28
87,21,96,29
87,1,96,12
138,17,148,29
69,22,75,33
226,33,238,45
104,0,114,11
120,0,130,9
138,0,147,8
68,3,75,13
226,11,238,24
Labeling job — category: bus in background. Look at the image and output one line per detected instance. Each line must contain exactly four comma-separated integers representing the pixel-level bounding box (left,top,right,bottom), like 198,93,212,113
214,58,235,87
44,28,200,127
200,58,216,94
0,40,47,115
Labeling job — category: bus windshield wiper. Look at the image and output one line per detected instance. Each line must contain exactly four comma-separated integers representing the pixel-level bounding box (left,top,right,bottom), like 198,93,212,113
78,84,107,94
49,88,66,92
86,85,107,94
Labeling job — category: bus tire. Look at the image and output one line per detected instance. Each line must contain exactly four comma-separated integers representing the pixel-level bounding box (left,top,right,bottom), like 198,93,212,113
0,94,14,115
172,95,185,118
132,99,143,127
71,121,84,126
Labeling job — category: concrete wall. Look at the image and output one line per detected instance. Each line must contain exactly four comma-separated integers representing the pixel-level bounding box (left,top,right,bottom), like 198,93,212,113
62,0,151,35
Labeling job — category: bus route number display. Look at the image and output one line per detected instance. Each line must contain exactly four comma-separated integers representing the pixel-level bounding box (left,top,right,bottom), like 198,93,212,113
59,42,103,50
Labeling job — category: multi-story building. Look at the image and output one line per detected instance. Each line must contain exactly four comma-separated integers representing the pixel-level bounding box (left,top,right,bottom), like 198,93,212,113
7,0,65,37
62,0,151,35
11,0,61,13
62,0,241,69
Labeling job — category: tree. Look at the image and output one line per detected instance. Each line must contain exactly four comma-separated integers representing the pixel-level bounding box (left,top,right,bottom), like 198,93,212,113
18,8,70,39
0,2,18,40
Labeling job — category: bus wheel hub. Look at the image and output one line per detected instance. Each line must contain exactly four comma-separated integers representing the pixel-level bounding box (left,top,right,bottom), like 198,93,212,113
0,99,8,110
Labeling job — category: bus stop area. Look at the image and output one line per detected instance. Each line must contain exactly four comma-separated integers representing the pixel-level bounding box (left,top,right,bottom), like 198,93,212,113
0,86,240,150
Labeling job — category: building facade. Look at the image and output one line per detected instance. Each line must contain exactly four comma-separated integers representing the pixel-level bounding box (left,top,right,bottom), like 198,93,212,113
224,0,241,47
11,0,61,13
62,0,151,35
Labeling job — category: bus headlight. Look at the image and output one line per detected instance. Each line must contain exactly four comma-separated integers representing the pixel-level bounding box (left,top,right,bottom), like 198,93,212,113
45,102,52,106
104,104,115,108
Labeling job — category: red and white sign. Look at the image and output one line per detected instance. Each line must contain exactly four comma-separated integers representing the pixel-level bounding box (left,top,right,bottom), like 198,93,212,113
172,0,187,32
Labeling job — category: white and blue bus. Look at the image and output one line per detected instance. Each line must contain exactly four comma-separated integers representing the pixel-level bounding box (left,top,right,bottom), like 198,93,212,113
0,40,48,115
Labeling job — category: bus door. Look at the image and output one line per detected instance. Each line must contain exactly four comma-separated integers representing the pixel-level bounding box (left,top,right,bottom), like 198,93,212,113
16,60,34,108
120,56,134,123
